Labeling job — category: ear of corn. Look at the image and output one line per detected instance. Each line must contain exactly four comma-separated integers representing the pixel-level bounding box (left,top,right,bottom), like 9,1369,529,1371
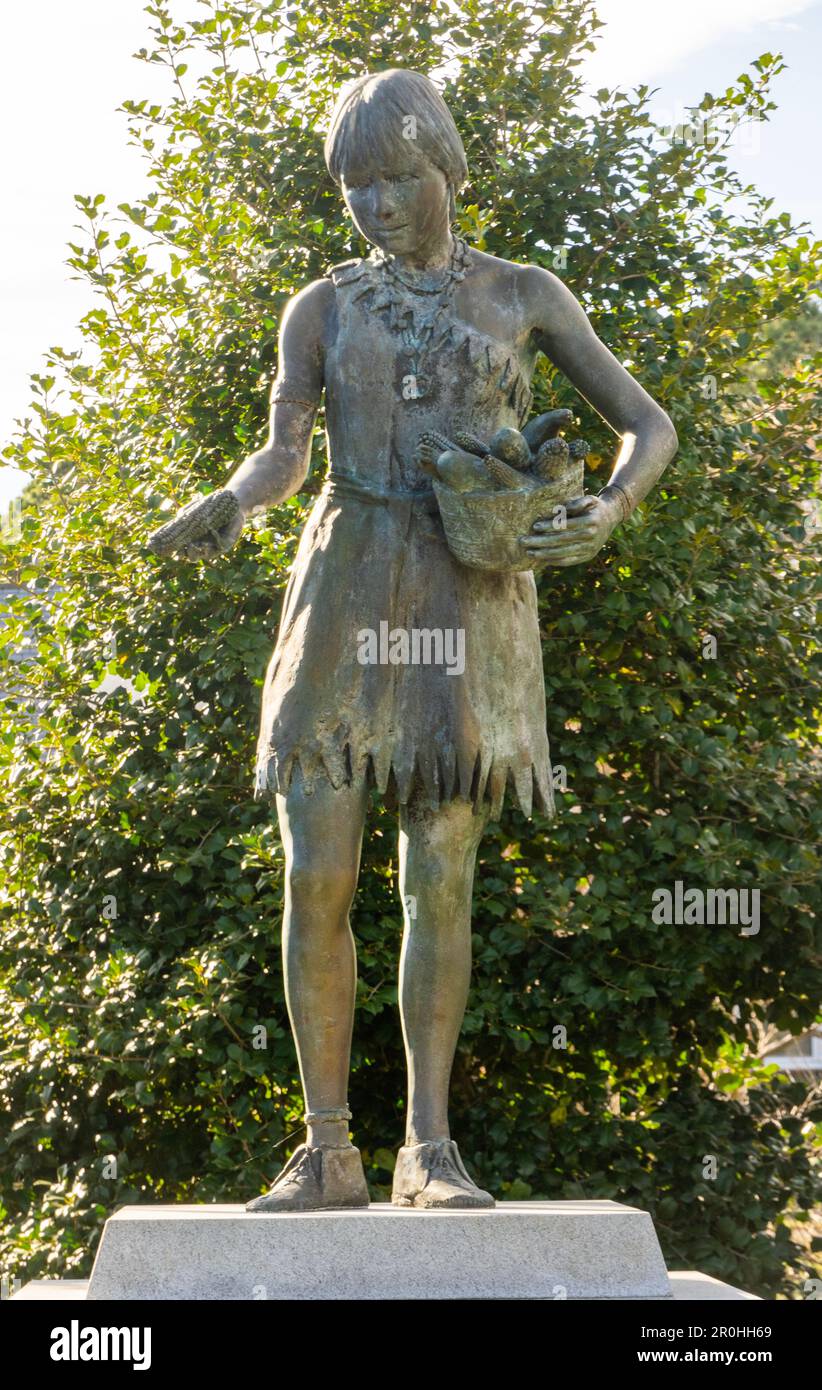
148,489,241,555
533,437,570,480
485,454,535,490
416,429,458,474
417,418,587,496
453,430,490,457
418,429,456,454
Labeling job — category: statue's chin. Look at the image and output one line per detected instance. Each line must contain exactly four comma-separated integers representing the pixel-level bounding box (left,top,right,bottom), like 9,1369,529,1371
361,225,415,255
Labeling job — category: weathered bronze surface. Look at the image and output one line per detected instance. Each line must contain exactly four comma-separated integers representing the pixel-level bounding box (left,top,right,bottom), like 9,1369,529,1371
149,69,677,1212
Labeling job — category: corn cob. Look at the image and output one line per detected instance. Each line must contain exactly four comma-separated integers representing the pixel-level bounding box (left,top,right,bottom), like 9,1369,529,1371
418,429,455,455
416,430,457,474
484,454,534,491
532,436,570,480
568,438,590,460
148,489,241,556
453,430,490,457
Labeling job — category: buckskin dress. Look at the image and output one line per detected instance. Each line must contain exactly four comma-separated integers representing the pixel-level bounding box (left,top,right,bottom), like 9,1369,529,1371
254,250,555,821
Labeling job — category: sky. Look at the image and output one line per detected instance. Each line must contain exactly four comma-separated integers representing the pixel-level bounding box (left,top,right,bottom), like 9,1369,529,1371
1,0,821,512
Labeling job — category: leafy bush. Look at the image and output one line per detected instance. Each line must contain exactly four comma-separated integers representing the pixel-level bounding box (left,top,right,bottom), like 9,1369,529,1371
1,0,819,1297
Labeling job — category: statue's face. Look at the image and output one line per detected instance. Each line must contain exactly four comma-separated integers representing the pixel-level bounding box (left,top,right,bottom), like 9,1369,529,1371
341,150,451,258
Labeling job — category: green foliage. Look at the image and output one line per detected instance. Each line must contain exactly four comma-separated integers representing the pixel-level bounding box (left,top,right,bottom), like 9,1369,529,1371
1,0,820,1297
753,297,822,379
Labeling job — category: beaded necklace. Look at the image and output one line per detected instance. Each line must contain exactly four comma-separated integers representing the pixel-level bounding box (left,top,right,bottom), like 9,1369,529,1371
369,235,470,400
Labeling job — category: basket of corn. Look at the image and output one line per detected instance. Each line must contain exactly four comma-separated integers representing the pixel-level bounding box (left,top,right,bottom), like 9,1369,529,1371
416,409,588,574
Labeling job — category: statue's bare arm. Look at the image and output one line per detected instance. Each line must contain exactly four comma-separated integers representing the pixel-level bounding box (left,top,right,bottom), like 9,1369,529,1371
519,265,678,566
148,279,331,560
227,278,331,514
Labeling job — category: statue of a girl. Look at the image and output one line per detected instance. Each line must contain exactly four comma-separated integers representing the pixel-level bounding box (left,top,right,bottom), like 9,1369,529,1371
149,70,677,1212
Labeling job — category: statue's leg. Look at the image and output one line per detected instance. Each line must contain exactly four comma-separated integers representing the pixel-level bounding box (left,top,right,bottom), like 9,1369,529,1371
246,770,370,1212
279,769,368,1144
391,793,495,1209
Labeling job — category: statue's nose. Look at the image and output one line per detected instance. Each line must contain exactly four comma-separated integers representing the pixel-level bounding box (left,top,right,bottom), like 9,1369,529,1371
371,181,402,222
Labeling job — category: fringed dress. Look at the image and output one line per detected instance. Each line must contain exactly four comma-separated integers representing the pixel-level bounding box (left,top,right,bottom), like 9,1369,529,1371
254,252,555,821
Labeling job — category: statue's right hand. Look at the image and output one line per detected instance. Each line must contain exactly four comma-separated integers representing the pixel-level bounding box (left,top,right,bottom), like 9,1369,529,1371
147,488,245,561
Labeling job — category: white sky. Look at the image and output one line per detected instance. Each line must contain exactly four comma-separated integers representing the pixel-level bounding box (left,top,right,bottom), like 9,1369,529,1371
586,0,819,85
1,0,820,510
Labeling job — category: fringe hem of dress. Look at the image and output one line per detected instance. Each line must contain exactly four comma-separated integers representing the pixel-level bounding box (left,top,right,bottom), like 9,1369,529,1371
253,738,555,823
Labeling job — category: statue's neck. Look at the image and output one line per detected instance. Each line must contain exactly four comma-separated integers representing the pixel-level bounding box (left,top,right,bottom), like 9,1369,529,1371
391,233,454,272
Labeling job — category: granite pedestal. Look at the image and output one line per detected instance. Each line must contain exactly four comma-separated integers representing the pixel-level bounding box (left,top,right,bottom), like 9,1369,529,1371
77,1200,673,1301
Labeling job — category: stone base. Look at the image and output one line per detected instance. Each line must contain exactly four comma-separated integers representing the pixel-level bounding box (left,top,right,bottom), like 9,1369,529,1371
10,1271,759,1300
12,1280,91,1301
668,1272,759,1301
7,1201,763,1303
79,1200,681,1301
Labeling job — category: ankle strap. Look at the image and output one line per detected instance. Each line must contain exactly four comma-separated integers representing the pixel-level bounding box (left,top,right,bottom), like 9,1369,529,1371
305,1106,352,1125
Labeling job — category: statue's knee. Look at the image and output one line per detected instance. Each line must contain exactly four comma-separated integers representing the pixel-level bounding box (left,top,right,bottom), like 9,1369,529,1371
286,856,357,915
401,868,473,927
403,845,475,902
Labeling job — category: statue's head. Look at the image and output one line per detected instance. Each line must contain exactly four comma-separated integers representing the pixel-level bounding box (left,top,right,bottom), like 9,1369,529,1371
324,69,468,258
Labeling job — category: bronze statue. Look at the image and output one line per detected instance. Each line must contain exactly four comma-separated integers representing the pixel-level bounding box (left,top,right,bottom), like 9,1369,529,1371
149,69,677,1212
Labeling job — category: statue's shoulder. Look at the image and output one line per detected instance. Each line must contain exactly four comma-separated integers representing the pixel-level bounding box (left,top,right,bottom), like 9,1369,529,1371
469,244,543,286
326,257,373,289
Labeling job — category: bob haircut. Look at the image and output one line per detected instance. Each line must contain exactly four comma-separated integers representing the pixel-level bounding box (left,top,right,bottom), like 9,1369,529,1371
324,69,468,209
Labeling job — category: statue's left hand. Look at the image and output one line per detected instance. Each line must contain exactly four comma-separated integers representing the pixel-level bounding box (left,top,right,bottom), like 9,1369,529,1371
520,491,623,567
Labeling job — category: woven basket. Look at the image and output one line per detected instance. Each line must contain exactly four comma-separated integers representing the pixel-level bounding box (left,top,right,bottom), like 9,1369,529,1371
433,457,584,574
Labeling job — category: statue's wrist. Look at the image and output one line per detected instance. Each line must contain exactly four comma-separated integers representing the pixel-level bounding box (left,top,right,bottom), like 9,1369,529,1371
221,482,252,518
597,483,632,525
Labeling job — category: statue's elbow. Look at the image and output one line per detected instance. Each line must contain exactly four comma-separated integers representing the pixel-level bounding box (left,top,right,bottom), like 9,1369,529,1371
256,443,310,502
661,411,678,462
651,408,678,469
